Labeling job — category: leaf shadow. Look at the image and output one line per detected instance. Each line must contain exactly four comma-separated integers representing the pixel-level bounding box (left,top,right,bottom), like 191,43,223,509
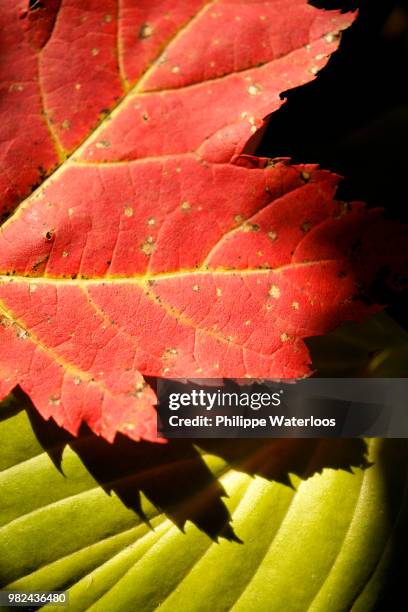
197,437,370,487
22,392,237,542
18,389,370,544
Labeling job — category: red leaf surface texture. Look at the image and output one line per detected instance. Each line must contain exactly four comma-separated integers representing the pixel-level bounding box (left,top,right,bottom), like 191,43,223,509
0,1,406,442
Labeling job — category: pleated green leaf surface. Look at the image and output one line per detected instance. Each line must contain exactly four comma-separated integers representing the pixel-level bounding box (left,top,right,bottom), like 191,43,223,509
1,396,407,612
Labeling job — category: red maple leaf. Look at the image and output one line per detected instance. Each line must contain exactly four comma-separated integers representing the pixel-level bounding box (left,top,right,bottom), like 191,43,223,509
0,1,406,442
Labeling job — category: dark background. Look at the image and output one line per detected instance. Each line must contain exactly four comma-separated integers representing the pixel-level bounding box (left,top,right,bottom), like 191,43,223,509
259,0,408,223
257,0,408,329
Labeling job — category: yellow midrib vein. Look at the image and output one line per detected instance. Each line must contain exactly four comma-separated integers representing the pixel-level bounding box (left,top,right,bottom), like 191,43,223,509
0,260,336,286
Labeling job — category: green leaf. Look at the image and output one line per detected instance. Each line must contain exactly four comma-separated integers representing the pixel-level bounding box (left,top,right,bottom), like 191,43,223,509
0,396,407,611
